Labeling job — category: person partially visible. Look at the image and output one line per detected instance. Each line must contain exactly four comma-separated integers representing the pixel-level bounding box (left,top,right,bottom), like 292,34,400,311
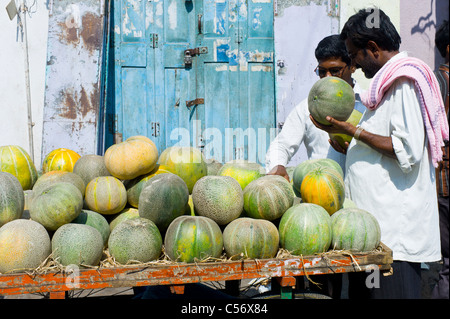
265,35,365,180
312,8,449,299
432,19,449,300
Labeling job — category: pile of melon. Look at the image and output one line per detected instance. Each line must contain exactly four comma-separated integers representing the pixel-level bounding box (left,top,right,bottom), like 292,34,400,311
0,138,381,274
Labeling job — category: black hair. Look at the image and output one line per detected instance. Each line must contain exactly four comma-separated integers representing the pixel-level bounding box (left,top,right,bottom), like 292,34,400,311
435,20,449,58
340,8,401,51
315,34,351,65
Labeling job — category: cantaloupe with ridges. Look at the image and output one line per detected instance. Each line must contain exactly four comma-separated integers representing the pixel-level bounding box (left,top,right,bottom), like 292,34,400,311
223,218,279,259
85,176,127,215
0,145,38,190
71,209,111,247
104,137,158,180
279,203,332,256
164,215,223,263
42,148,81,173
29,182,83,231
308,76,355,125
52,223,104,267
72,154,111,186
0,219,51,273
124,164,171,208
192,175,243,225
0,172,24,227
300,167,345,215
108,218,162,264
217,160,264,189
331,207,381,252
138,173,189,232
32,170,86,197
158,146,207,193
108,207,140,232
243,175,294,221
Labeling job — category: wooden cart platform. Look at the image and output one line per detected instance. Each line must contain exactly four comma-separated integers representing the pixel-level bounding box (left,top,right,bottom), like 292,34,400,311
0,244,392,299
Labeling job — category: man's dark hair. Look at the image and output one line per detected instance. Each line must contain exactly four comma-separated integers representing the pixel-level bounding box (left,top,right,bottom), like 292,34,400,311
315,34,351,65
340,8,401,51
435,20,449,58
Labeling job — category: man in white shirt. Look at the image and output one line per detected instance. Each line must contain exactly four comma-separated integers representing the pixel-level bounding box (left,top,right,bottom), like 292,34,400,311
313,9,447,299
265,35,364,180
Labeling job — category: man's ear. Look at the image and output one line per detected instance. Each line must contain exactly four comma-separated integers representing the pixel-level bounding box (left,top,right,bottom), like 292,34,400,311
366,40,381,59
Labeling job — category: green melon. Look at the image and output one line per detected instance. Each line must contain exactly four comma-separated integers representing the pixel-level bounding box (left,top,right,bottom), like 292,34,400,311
331,207,381,252
72,154,111,186
300,167,345,215
292,158,343,197
108,217,162,264
108,207,140,232
279,203,332,256
29,182,83,231
158,146,207,193
192,175,243,225
206,158,223,175
32,170,86,197
308,76,355,125
52,223,104,267
0,145,38,190
217,160,264,189
0,172,25,227
223,217,279,259
138,173,189,232
243,175,294,221
71,209,111,247
0,219,51,274
85,176,127,215
164,215,223,263
329,107,363,148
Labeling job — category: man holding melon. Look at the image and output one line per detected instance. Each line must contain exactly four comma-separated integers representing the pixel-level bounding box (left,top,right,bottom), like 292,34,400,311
312,8,449,298
265,34,365,180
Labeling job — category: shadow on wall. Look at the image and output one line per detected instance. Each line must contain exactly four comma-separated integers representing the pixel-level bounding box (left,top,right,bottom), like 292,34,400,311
410,0,449,69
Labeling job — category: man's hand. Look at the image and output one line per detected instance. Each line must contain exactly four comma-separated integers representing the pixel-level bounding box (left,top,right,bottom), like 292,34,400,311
267,165,290,182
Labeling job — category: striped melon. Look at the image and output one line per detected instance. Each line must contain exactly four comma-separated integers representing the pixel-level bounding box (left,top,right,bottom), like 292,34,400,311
243,175,294,221
42,148,80,174
0,219,51,273
217,160,264,189
0,145,38,190
223,217,279,259
32,170,85,197
85,176,127,215
279,203,332,256
0,172,24,227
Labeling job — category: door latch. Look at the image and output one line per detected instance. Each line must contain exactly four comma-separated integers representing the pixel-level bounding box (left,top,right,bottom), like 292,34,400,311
184,47,208,67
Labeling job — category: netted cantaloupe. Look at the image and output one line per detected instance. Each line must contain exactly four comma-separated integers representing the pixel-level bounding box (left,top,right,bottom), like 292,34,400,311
0,219,51,273
71,210,111,247
29,182,83,231
108,218,162,264
42,148,81,173
52,223,104,267
192,175,243,225
223,218,279,259
164,215,223,263
0,145,38,190
138,173,189,232
158,146,207,193
279,203,332,256
108,207,140,232
32,170,85,197
217,159,264,189
85,176,127,215
243,175,294,221
72,154,111,186
0,172,24,227
104,136,158,180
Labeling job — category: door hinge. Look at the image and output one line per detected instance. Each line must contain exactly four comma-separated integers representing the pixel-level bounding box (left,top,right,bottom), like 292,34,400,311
151,122,160,137
150,33,158,48
184,47,208,67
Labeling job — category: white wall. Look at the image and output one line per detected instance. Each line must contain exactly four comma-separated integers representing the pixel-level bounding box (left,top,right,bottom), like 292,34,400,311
0,0,49,168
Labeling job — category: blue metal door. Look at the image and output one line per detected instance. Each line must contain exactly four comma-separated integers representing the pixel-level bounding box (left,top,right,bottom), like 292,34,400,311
110,0,275,165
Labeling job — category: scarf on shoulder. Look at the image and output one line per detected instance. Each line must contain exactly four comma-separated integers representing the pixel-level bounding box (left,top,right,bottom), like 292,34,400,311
361,56,449,168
